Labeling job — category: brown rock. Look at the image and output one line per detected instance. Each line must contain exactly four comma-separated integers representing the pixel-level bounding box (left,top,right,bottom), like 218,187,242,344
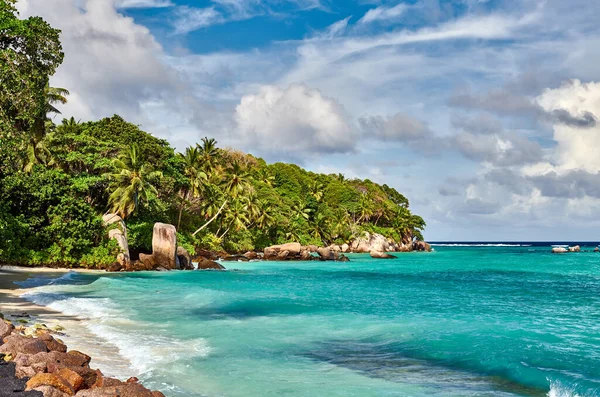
39,333,68,353
58,368,85,392
316,247,333,260
64,367,100,389
243,251,259,260
33,385,70,397
341,244,349,253
568,245,581,252
76,384,156,397
152,392,166,397
0,334,48,356
176,246,194,270
370,251,397,259
106,263,122,272
412,241,432,252
126,377,139,384
0,319,15,339
139,223,178,270
66,351,91,367
276,250,290,260
299,250,312,261
279,243,302,255
307,245,318,253
552,247,567,253
197,258,225,270
221,255,249,262
338,254,350,262
193,250,219,261
26,373,75,395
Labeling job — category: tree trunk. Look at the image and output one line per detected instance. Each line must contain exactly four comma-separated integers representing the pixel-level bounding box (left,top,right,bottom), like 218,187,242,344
192,199,228,236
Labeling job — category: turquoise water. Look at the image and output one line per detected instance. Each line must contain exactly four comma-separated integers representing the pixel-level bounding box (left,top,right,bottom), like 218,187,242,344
22,246,600,397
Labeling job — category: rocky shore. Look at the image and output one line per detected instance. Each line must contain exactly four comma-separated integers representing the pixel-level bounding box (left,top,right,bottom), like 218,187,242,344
0,316,164,397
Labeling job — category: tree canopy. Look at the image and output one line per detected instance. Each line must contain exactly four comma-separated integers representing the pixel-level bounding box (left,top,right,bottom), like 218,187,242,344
0,1,426,268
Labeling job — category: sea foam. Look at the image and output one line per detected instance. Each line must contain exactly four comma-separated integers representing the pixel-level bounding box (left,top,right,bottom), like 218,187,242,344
22,278,211,376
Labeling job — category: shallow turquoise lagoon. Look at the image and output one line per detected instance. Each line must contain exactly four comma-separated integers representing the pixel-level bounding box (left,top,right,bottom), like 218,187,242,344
23,246,600,396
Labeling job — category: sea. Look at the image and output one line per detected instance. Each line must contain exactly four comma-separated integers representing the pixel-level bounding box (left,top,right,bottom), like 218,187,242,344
16,243,600,397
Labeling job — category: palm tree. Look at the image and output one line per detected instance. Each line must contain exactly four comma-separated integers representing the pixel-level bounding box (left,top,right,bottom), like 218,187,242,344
256,168,275,187
309,181,324,202
292,201,311,221
192,161,251,236
255,199,275,230
45,84,70,117
219,200,250,239
24,85,70,171
198,137,219,173
177,146,207,229
105,144,162,219
311,212,331,244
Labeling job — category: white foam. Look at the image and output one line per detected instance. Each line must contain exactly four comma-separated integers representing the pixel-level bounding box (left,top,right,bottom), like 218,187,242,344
547,380,585,397
22,281,211,377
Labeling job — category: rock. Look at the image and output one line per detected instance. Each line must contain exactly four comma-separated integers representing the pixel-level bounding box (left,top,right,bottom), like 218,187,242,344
307,245,318,253
106,263,122,273
370,251,397,259
299,250,312,261
338,254,350,262
243,251,259,260
176,247,193,270
0,335,47,356
329,245,341,253
26,373,75,395
568,245,581,252
0,359,44,396
59,367,99,390
32,386,70,397
102,214,130,268
264,243,307,261
351,232,395,253
413,241,432,252
196,258,225,270
595,247,599,252
75,384,156,397
57,368,84,392
221,255,249,262
316,247,333,261
341,244,349,253
0,320,14,340
552,247,568,253
37,333,67,353
139,223,178,270
193,250,219,261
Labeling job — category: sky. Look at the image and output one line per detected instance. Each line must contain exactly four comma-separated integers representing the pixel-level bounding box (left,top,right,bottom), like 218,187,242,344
15,0,600,241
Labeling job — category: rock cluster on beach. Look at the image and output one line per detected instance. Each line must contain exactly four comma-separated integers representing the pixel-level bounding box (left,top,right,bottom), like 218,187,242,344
0,318,164,397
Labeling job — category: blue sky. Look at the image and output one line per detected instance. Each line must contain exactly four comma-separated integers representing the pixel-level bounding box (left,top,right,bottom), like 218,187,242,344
18,0,600,241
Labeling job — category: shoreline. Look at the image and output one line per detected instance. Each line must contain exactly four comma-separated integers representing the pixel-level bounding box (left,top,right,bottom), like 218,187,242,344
0,267,137,381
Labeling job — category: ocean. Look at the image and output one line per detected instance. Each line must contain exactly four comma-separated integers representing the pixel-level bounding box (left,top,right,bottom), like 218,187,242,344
18,244,600,397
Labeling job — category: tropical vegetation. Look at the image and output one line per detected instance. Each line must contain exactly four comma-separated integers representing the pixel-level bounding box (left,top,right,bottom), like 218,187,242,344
0,1,425,268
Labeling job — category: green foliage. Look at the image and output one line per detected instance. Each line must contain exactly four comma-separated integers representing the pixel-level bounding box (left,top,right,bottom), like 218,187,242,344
0,3,426,266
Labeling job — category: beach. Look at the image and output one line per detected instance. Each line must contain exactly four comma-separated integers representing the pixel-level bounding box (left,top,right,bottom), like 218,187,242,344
3,246,598,397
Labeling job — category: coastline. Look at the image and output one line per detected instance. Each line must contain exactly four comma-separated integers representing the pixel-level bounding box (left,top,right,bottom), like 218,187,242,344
0,267,137,380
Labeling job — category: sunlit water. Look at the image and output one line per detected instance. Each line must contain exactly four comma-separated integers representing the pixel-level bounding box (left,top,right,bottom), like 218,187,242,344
20,246,600,397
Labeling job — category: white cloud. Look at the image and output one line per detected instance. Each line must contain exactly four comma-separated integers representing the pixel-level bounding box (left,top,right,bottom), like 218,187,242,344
234,84,356,156
172,6,224,34
115,0,173,9
358,3,408,25
536,79,600,173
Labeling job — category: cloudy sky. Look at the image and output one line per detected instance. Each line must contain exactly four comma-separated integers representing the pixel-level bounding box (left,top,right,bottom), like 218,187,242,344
16,0,600,241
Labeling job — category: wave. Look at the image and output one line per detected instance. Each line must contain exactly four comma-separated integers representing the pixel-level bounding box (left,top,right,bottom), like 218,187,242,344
22,282,211,376
430,244,533,247
15,270,80,289
548,380,582,397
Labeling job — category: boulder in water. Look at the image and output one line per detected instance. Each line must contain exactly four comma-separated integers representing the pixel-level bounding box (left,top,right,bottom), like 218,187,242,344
568,245,581,252
197,258,225,270
176,247,193,270
370,251,397,259
552,247,568,253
